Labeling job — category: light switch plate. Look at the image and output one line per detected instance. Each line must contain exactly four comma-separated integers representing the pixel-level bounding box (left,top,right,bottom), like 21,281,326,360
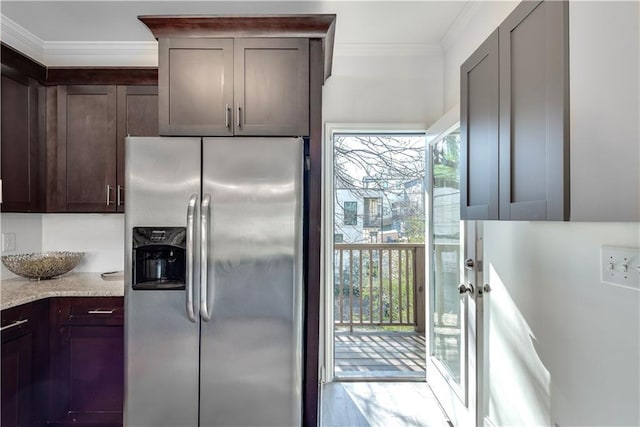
601,246,640,291
2,233,16,252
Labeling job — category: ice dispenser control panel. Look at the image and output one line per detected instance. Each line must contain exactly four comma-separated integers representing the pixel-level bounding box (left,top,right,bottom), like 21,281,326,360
132,227,187,290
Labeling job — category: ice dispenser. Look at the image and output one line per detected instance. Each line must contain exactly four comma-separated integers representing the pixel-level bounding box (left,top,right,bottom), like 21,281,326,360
132,227,186,290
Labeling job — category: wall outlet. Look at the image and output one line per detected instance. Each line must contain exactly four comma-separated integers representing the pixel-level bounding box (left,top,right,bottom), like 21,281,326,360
2,233,16,252
601,246,640,291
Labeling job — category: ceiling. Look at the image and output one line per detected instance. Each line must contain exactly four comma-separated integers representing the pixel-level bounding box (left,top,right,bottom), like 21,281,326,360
0,1,472,66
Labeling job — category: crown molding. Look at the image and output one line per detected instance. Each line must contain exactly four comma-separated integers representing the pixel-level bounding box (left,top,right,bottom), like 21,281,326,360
2,13,443,67
43,41,158,66
440,1,483,52
1,15,45,64
333,42,441,58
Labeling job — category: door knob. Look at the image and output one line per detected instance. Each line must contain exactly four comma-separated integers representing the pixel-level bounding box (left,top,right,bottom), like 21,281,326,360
458,283,474,295
464,258,475,270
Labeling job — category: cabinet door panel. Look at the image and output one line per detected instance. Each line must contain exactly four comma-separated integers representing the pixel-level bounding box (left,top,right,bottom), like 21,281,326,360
159,38,233,136
499,0,569,220
1,300,47,427
50,298,124,425
116,85,158,212
460,30,499,220
58,85,117,212
1,333,33,427
235,38,309,136
1,74,39,212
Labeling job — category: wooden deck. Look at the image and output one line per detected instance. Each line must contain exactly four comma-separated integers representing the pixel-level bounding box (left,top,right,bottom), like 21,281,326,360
334,331,426,379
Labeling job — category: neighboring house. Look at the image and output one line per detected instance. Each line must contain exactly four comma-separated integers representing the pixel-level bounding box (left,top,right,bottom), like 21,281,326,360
335,176,424,244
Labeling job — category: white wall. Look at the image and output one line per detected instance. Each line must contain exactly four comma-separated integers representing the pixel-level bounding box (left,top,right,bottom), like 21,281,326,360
443,1,640,425
324,52,443,125
441,1,518,112
41,214,124,274
484,221,640,426
0,213,43,279
0,213,124,279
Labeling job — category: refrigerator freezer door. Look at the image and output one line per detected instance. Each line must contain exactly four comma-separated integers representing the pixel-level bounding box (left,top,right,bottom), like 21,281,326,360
124,137,202,427
200,138,303,426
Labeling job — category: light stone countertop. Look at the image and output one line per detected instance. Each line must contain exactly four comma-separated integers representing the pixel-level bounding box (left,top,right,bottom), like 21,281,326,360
0,272,124,310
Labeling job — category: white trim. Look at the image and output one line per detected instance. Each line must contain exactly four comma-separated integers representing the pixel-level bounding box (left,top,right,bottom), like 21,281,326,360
426,104,460,142
0,14,441,66
43,41,158,67
0,15,45,64
322,122,428,383
334,42,441,58
440,2,484,52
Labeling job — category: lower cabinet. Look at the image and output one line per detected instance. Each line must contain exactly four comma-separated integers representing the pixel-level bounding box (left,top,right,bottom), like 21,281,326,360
1,300,48,427
1,297,124,427
48,297,124,427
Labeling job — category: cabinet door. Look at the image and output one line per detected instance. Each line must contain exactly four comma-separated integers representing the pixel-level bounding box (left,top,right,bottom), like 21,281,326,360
460,30,499,220
1,330,33,427
498,0,569,220
116,85,158,212
1,300,48,427
49,298,124,426
234,38,309,136
159,38,233,136
57,85,117,212
1,74,40,212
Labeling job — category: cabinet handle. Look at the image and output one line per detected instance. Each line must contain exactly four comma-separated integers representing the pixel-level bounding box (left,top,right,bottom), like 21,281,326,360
88,309,115,314
236,105,242,128
106,185,114,206
117,185,124,206
225,104,230,129
1,319,28,332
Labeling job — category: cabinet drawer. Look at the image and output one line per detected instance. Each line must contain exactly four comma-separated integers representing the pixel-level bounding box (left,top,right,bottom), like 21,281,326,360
1,300,45,342
53,297,124,326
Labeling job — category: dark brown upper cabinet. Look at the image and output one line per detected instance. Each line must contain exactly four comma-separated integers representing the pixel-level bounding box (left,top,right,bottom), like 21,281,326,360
56,85,118,212
234,38,309,136
52,85,158,213
158,37,308,136
1,74,40,212
461,0,569,221
116,85,159,212
159,38,233,136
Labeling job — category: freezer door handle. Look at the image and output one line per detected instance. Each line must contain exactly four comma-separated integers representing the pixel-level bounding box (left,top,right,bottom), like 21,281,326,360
186,193,198,323
200,193,212,321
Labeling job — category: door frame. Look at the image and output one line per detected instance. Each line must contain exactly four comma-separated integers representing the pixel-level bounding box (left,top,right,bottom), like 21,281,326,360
321,122,427,384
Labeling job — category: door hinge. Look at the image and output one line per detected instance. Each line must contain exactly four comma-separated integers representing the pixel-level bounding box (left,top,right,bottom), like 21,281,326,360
305,155,311,171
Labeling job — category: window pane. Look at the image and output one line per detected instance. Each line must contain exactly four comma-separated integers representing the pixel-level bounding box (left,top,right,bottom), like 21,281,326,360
344,201,357,225
363,197,381,227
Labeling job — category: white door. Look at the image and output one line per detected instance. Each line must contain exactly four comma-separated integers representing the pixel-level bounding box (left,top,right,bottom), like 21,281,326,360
426,124,486,426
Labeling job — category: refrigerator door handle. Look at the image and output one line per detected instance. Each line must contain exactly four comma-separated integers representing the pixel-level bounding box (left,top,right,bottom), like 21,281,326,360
200,193,212,321
186,193,198,323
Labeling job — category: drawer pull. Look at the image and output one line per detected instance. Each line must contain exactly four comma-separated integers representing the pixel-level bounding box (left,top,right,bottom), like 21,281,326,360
88,309,115,315
1,319,28,331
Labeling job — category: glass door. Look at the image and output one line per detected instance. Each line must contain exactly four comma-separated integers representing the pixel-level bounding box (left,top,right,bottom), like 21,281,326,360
427,125,481,426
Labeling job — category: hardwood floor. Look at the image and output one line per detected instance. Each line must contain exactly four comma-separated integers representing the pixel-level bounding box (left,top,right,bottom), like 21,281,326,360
335,331,426,379
321,382,451,427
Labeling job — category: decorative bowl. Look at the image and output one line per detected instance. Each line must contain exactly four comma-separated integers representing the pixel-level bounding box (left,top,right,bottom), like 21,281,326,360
1,251,85,280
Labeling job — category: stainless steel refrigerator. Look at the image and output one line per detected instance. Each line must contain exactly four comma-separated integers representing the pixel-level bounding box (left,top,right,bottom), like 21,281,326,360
124,137,303,426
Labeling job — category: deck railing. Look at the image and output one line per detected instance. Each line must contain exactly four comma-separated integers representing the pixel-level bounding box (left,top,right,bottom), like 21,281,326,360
334,243,425,332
